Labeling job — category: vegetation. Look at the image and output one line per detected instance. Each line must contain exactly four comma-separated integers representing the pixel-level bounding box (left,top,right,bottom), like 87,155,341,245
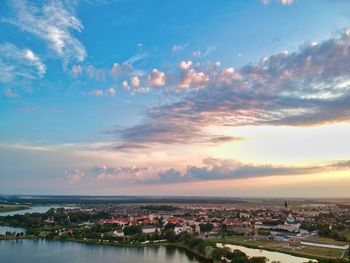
0,204,30,213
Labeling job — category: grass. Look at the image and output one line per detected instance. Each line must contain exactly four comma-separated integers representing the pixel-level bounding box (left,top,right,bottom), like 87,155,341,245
211,235,348,260
303,236,348,246
295,246,344,258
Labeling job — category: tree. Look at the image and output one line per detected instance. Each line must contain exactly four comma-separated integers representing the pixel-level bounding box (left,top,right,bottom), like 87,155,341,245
164,229,177,242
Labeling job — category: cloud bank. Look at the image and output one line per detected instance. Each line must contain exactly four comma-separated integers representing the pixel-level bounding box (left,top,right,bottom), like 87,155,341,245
66,158,350,185
113,31,350,148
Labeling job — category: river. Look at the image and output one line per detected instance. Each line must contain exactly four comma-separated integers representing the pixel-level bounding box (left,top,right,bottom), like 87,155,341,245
0,239,207,263
217,243,316,263
0,206,77,216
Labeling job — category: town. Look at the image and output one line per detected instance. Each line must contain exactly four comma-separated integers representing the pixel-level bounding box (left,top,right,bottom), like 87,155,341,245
1,197,350,262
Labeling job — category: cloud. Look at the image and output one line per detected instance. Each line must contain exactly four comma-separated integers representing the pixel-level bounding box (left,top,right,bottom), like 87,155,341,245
71,62,133,81
92,165,151,181
113,30,350,147
70,158,350,185
111,62,133,78
124,51,149,65
215,67,241,86
65,169,85,184
3,88,18,97
158,168,183,183
89,87,116,97
206,136,243,144
149,69,166,87
260,0,294,5
7,0,86,64
0,43,46,83
122,80,130,90
178,69,208,89
89,89,104,96
192,47,215,58
71,65,83,76
65,165,154,184
71,65,107,81
172,44,187,52
280,0,294,5
107,86,116,96
179,60,193,70
149,158,350,184
192,50,201,57
130,75,141,88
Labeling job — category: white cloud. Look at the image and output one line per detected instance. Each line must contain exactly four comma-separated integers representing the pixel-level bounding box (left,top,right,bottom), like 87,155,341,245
122,80,130,90
111,62,133,77
90,89,104,96
280,0,294,5
179,60,193,70
148,69,166,87
172,44,186,52
178,69,208,89
0,43,46,83
7,0,86,64
130,76,140,88
71,65,83,76
260,0,294,5
107,86,116,96
192,50,201,57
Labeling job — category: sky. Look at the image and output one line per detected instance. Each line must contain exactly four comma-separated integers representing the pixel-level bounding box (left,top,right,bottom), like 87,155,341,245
1,0,350,197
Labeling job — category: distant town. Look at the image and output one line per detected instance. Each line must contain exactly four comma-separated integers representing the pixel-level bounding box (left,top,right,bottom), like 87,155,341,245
0,196,349,263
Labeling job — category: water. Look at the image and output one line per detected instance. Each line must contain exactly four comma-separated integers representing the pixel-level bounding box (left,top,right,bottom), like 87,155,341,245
217,243,316,263
0,226,25,235
0,240,206,263
0,206,76,216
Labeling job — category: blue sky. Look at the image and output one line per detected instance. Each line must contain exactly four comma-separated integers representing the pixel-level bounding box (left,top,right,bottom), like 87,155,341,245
1,0,350,196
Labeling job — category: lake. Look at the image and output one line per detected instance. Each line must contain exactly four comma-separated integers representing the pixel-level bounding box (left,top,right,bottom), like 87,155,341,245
0,206,76,216
0,240,207,263
217,243,316,263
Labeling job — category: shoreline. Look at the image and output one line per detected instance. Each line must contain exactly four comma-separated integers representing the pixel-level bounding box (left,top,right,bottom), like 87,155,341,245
0,236,212,262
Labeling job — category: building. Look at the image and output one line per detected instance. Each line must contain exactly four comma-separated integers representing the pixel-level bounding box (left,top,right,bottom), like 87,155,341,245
142,225,159,234
113,229,124,237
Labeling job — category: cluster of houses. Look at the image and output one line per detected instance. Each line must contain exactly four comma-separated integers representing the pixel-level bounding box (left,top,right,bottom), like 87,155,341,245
39,201,349,252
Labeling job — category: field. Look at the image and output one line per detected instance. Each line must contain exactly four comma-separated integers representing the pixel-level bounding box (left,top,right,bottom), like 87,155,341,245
211,235,349,260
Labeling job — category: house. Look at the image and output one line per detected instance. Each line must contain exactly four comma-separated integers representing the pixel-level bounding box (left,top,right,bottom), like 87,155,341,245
174,226,184,235
113,229,124,237
142,225,159,234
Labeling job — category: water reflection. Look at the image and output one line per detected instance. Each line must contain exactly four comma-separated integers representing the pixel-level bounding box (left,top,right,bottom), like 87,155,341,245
0,240,208,263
